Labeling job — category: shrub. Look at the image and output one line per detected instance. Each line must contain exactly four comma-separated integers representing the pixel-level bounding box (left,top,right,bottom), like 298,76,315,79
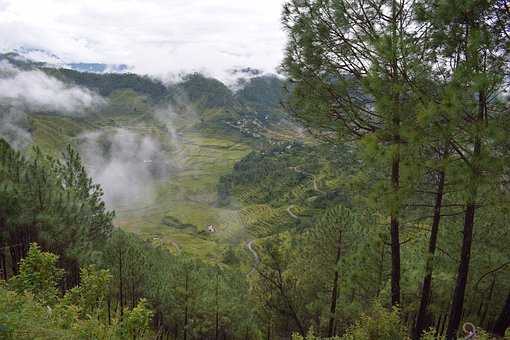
341,303,408,340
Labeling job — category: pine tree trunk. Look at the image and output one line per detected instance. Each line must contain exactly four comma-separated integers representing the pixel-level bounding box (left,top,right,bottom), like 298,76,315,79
480,275,496,326
284,291,305,336
445,202,476,340
215,271,220,340
439,311,448,337
131,279,135,309
9,243,19,275
119,247,124,320
0,248,7,280
445,87,485,340
184,270,189,340
492,292,510,338
389,0,402,308
266,317,271,340
414,168,446,339
108,294,111,325
327,231,342,337
390,152,401,307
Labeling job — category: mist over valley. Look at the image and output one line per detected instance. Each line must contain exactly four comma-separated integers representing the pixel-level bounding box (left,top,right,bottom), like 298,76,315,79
1,1,508,338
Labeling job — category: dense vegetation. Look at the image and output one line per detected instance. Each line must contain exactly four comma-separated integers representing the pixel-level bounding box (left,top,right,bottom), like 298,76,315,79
43,68,169,103
0,140,257,339
1,0,509,339
172,73,236,109
277,0,510,338
236,75,286,113
219,141,509,339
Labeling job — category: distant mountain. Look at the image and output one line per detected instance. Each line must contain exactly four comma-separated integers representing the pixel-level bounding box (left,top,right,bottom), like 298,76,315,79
8,47,131,74
65,63,129,73
228,67,264,78
13,47,63,64
236,75,287,112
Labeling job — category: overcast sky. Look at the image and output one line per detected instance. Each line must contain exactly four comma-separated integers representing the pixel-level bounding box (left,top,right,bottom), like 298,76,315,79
0,0,287,79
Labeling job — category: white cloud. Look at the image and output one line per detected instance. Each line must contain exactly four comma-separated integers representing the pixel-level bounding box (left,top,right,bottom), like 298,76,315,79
0,61,106,114
0,61,106,149
0,0,287,79
0,108,32,150
79,128,171,209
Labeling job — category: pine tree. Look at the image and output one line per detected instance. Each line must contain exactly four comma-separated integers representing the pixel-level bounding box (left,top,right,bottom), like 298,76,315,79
412,1,509,338
304,205,355,337
282,0,430,308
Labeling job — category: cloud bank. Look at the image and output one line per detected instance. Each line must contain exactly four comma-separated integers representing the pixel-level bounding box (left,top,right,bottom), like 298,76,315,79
0,0,287,80
0,61,105,149
0,61,105,114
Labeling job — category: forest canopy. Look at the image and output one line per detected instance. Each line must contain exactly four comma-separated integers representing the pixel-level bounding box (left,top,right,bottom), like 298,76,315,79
0,0,509,339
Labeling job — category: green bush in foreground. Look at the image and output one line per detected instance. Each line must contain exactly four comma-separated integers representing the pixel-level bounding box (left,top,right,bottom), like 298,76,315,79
0,243,153,340
292,303,408,340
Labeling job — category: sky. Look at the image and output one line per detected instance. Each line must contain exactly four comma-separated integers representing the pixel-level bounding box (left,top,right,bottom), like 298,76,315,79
0,0,287,79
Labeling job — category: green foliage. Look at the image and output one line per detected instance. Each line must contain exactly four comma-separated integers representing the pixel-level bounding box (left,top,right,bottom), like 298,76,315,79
0,285,77,339
341,303,408,340
2,1,510,336
0,141,113,280
63,265,112,317
121,298,153,339
173,73,236,109
236,75,286,113
0,284,122,339
43,67,168,102
102,89,151,117
292,328,341,340
0,244,156,339
421,327,497,340
219,142,355,208
9,243,64,305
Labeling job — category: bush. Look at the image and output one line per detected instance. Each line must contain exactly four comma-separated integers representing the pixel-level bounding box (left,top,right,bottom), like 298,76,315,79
121,299,153,339
341,303,408,340
421,325,504,340
9,243,64,305
63,265,112,318
291,303,408,340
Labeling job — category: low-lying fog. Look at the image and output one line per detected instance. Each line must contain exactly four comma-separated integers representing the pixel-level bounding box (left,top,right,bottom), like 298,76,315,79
0,61,106,150
0,62,186,211
79,128,174,210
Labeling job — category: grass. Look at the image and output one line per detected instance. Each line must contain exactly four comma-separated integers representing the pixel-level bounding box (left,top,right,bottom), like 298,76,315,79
30,115,98,154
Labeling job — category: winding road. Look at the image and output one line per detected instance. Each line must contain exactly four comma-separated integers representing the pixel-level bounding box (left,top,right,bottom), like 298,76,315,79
246,240,260,275
290,166,323,193
286,205,299,220
283,167,324,221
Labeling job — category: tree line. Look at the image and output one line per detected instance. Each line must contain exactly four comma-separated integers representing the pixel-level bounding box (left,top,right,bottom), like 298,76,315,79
280,0,509,338
0,140,258,339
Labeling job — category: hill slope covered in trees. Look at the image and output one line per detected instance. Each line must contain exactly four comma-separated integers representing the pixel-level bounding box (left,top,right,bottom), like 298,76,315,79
1,0,510,338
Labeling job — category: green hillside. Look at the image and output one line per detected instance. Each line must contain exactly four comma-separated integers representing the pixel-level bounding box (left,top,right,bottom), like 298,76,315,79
1,59,302,264
2,4,510,335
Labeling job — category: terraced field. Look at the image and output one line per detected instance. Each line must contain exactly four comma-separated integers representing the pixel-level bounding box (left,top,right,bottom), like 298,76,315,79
31,115,99,154
113,131,253,261
30,112,308,266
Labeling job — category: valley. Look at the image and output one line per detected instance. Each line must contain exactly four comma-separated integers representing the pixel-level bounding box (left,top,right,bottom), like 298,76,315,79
6,57,305,268
114,131,252,261
29,107,303,267
2,14,509,336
